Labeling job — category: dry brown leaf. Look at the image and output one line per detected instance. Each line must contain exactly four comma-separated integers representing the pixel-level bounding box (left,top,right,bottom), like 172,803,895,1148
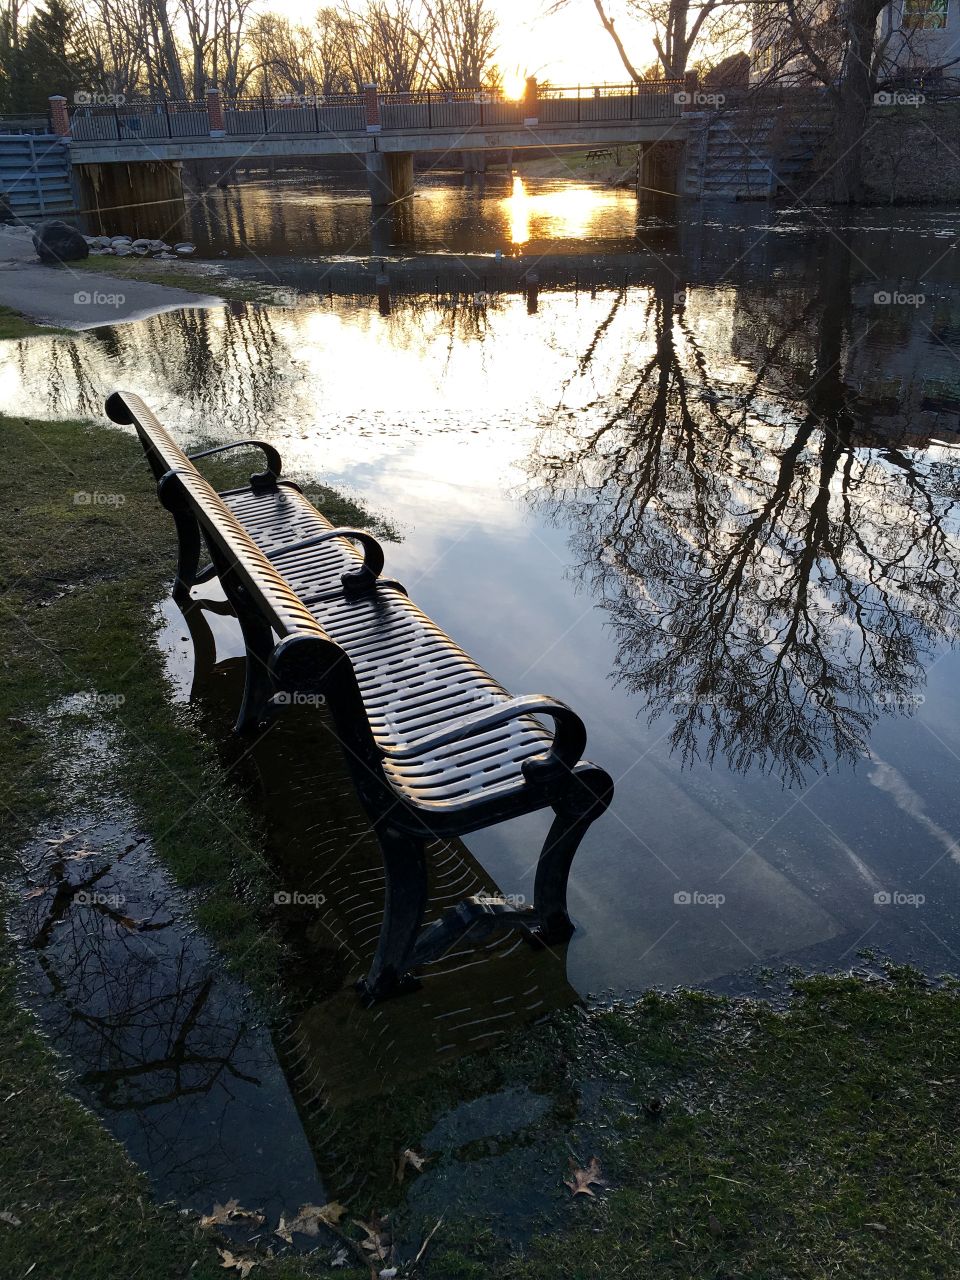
200,1199,265,1230
275,1202,347,1242
22,886,45,900
45,831,79,849
218,1248,258,1277
0,1211,22,1227
396,1147,429,1183
116,915,143,931
564,1156,606,1198
353,1214,392,1262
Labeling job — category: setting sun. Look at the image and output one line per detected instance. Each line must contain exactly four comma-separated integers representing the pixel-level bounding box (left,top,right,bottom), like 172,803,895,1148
501,70,528,100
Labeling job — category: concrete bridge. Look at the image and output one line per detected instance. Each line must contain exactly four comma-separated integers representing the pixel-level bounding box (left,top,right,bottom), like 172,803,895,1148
49,81,689,212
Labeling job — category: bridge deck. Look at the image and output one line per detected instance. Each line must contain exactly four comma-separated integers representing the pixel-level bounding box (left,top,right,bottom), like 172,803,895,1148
66,85,686,165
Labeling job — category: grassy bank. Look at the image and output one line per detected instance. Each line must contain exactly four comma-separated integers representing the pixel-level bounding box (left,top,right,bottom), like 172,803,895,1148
1,414,958,1279
0,413,385,1279
515,146,638,185
71,253,284,303
0,304,66,338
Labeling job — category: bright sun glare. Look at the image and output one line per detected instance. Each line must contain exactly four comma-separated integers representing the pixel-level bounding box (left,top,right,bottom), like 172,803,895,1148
501,71,527,100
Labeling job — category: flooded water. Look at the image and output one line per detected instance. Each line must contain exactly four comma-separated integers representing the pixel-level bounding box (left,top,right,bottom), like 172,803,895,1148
7,180,960,1231
83,169,647,258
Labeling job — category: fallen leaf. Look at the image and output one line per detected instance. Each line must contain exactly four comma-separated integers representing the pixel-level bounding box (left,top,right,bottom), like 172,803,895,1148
218,1248,258,1277
865,1222,889,1233
564,1156,606,1198
354,1214,392,1262
22,886,46,900
396,1147,429,1183
330,1248,350,1268
200,1199,265,1230
0,1211,22,1227
275,1202,347,1242
45,831,79,849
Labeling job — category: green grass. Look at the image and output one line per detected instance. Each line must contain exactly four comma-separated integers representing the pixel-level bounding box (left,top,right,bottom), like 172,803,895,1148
500,975,960,1278
2,414,959,1279
0,413,383,1280
0,304,66,338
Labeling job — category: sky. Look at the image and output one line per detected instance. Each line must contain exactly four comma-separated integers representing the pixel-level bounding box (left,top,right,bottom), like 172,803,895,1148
272,0,657,88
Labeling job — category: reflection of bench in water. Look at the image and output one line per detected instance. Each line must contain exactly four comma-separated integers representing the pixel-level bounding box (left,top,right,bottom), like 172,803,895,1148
112,389,611,1004
171,592,581,1113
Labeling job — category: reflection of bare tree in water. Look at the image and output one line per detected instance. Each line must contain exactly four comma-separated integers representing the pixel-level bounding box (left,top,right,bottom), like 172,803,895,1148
532,247,960,784
15,304,296,437
20,829,260,1123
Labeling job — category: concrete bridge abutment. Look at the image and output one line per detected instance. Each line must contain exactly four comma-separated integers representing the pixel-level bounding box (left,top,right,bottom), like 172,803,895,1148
366,152,414,207
74,158,188,239
637,140,686,199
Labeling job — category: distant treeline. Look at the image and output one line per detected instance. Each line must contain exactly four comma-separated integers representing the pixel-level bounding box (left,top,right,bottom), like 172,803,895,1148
0,0,502,115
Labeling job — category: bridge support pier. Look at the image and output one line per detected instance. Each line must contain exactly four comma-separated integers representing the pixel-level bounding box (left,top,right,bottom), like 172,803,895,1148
637,141,685,199
75,159,188,239
366,151,414,207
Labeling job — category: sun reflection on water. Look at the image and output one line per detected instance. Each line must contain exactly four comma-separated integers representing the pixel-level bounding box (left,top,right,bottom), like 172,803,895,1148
508,175,530,247
504,174,625,250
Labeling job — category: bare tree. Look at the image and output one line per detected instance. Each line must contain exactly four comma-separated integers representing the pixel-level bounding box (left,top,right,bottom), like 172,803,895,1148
552,0,746,82
73,0,149,97
422,0,498,89
750,0,957,201
178,0,213,98
336,0,429,92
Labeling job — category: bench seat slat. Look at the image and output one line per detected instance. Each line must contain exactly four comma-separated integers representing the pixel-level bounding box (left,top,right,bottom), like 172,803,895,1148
176,478,554,811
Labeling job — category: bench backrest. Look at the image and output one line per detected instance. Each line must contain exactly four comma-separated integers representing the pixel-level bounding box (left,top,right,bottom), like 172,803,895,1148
162,465,330,642
108,389,330,645
105,390,197,483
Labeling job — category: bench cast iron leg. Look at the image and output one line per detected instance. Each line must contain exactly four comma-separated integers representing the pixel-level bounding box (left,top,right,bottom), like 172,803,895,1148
234,596,276,735
171,507,202,595
534,769,614,944
359,824,428,1003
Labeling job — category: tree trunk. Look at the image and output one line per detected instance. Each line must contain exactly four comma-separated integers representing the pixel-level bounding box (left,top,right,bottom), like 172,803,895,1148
832,0,882,202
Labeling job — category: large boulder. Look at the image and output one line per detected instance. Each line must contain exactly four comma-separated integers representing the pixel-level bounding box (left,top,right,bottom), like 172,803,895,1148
32,219,89,264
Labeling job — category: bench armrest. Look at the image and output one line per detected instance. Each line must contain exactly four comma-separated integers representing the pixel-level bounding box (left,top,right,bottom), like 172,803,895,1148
384,694,588,780
187,440,282,491
265,529,385,595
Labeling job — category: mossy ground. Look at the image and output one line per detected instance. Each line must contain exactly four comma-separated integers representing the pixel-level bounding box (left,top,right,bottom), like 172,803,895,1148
0,414,958,1279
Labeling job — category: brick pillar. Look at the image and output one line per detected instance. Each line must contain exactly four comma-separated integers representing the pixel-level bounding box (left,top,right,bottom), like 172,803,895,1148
363,84,381,133
49,95,70,137
206,86,225,137
523,76,538,126
682,71,699,112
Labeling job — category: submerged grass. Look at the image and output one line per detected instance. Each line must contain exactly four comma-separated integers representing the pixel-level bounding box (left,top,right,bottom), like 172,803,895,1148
70,254,286,303
1,414,958,1279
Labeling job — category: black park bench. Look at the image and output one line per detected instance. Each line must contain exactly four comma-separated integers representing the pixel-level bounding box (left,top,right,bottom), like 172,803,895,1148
107,390,614,1002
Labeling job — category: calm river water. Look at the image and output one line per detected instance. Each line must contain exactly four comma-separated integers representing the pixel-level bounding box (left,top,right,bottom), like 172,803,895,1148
7,177,960,1219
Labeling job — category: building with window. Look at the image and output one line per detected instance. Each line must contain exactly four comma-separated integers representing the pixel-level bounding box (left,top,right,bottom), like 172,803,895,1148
751,0,957,85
